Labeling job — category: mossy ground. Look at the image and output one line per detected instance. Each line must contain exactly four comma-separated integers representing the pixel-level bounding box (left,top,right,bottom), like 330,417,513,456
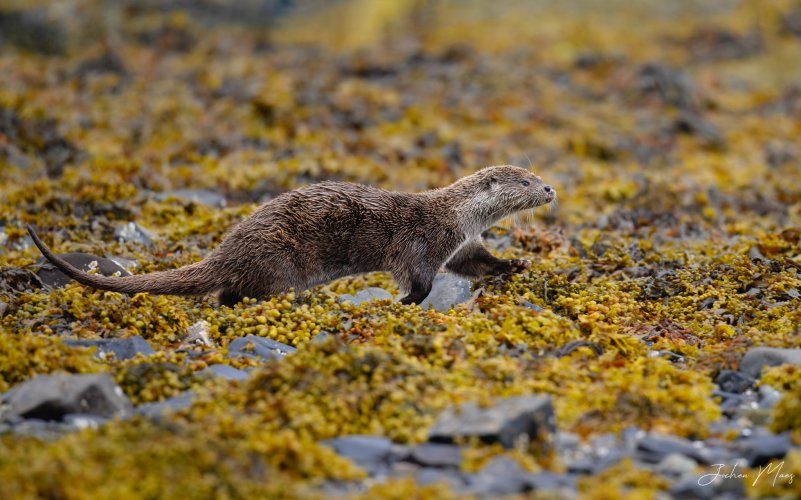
1,1,801,498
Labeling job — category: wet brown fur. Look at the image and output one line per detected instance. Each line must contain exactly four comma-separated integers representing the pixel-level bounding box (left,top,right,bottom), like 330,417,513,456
28,165,555,306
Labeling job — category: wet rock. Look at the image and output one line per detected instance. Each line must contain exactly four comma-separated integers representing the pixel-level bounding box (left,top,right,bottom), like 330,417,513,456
338,287,393,305
322,435,393,472
419,273,472,312
465,456,576,496
428,395,554,449
407,443,462,468
153,189,227,208
64,335,155,360
36,253,130,288
715,370,754,394
636,433,715,465
735,434,792,467
758,385,782,409
114,222,155,247
739,347,801,378
136,392,195,418
0,267,43,294
227,335,296,361
1,374,133,422
200,364,249,381
521,300,544,312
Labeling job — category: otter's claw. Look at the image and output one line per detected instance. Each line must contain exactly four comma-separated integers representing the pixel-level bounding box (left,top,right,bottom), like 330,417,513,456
506,259,531,273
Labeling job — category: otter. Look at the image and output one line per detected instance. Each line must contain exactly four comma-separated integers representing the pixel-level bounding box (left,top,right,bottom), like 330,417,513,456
28,165,555,306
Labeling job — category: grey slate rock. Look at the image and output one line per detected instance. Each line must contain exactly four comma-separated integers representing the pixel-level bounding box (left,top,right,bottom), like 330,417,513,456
36,253,131,288
735,434,792,467
655,453,698,477
64,335,155,360
716,370,755,393
429,395,554,449
1,374,132,422
416,468,466,488
407,443,462,468
200,364,250,381
137,392,195,418
419,273,473,312
114,221,155,247
227,335,296,361
739,347,801,378
758,384,782,408
338,287,393,306
636,433,714,465
322,435,393,472
153,189,227,208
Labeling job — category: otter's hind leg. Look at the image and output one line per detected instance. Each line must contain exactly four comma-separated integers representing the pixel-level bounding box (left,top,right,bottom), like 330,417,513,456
218,289,245,307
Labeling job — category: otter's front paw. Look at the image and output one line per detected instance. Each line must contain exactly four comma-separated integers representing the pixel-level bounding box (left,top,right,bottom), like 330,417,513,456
493,259,531,275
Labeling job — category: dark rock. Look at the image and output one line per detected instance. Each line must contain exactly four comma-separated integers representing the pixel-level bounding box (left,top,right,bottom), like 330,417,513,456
636,434,714,465
739,347,801,378
199,364,249,381
428,395,555,449
153,189,227,208
716,370,754,394
227,335,296,361
338,287,393,305
322,435,393,472
64,335,155,360
407,443,462,468
526,472,577,492
674,111,724,148
735,434,792,467
466,456,530,496
0,9,66,55
136,392,195,418
637,63,698,111
0,266,43,294
419,273,473,312
114,222,155,247
36,253,130,288
1,374,133,422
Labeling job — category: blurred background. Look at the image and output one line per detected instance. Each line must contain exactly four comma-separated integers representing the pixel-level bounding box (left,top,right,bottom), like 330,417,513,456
1,0,800,231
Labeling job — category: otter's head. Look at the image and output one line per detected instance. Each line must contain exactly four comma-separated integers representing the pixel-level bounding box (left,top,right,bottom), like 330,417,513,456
446,165,556,235
476,165,555,211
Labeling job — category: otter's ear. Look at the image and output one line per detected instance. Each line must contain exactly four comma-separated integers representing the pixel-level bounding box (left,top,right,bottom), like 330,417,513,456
485,176,498,189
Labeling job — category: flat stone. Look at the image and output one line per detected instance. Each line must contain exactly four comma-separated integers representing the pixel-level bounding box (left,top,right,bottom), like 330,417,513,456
64,335,155,360
407,443,462,468
227,335,296,361
428,395,554,449
200,364,249,381
153,189,227,208
1,374,133,422
735,434,792,467
636,433,713,465
338,287,393,305
183,320,214,347
322,435,393,471
114,221,155,247
36,253,131,288
655,453,698,477
419,274,473,312
416,468,465,488
739,347,801,378
136,392,195,418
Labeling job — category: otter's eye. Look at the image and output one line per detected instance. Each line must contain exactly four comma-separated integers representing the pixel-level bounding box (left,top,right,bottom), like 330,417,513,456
521,180,530,187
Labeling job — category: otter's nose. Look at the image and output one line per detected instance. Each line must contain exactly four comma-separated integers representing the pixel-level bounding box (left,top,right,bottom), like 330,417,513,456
544,185,554,194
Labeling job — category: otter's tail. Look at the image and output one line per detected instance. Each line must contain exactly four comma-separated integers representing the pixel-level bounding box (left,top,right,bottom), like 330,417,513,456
28,226,221,296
